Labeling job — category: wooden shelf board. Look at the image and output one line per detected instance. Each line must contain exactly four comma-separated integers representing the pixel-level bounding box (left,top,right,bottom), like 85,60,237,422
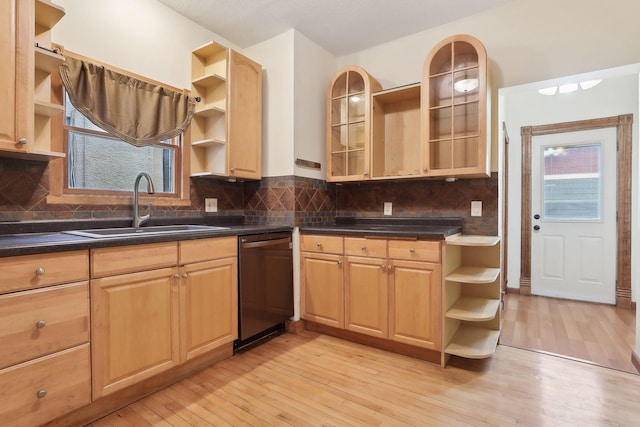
194,106,225,118
445,297,500,321
0,149,65,162
191,138,226,148
190,171,227,178
446,234,500,247
192,41,226,59
34,47,65,73
445,326,499,359
35,0,65,30
373,83,420,104
192,73,226,88
446,266,500,284
34,100,64,117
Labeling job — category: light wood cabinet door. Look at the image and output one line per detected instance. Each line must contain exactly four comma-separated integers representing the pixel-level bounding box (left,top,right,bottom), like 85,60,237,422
300,252,344,328
180,257,238,361
228,49,262,179
0,344,91,427
345,256,388,338
91,267,180,398
0,0,31,154
389,259,442,350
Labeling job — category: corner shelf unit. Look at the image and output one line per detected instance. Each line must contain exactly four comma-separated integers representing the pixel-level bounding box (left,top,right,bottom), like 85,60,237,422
190,41,228,177
442,234,500,366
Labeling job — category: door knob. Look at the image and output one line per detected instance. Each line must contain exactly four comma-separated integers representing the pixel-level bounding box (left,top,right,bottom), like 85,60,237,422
533,225,541,231
533,214,541,220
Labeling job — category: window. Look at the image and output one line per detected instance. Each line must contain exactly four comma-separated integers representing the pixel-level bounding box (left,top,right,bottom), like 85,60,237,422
64,93,178,195
47,53,191,207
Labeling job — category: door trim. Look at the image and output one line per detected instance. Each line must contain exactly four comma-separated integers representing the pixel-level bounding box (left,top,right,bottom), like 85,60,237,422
520,114,633,307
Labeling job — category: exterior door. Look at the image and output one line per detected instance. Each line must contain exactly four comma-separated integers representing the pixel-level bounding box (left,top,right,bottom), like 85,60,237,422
531,128,616,304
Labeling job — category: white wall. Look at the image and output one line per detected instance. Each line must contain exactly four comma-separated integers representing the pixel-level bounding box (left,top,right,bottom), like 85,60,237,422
293,32,336,179
51,0,232,90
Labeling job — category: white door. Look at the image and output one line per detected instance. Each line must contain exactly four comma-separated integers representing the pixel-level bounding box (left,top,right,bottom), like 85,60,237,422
531,128,616,304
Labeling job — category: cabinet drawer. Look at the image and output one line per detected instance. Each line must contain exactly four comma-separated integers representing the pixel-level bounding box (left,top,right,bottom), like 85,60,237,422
179,236,237,264
388,240,440,262
0,344,91,427
0,250,89,294
301,234,343,254
0,282,89,369
91,242,178,278
344,237,387,258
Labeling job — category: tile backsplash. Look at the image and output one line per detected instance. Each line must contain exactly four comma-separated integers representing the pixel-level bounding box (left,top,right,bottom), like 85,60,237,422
0,158,497,234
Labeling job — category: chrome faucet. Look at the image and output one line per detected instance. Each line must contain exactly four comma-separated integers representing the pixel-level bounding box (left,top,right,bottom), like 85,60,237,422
133,172,155,229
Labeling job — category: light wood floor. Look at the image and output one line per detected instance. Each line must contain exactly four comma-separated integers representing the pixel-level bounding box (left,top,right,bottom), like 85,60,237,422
501,293,637,374
89,330,640,426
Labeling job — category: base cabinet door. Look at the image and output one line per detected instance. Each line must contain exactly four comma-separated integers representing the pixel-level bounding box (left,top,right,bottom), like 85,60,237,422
389,260,442,350
180,258,238,361
345,256,388,338
301,252,344,328
91,267,180,398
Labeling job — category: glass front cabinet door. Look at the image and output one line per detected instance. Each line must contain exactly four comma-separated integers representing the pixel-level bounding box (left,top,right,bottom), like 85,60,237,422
326,66,381,182
421,34,490,179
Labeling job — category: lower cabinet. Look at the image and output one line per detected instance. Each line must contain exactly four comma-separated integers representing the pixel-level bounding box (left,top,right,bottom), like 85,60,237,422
302,234,442,352
91,237,238,398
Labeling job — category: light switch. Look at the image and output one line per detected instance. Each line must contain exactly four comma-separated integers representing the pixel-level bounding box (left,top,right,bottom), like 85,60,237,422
205,198,218,213
471,201,482,217
384,202,392,216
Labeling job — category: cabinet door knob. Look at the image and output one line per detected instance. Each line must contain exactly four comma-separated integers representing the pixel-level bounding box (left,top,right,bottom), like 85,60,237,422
337,260,342,266
36,320,46,329
422,167,428,172
387,265,393,271
230,167,235,173
380,264,386,270
35,267,46,276
182,273,189,279
361,246,366,251
409,248,415,253
173,274,180,279
36,390,47,399
316,242,322,247
363,171,368,176
18,138,28,145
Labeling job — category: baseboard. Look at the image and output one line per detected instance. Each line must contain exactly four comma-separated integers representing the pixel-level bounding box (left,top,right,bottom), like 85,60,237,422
632,351,640,374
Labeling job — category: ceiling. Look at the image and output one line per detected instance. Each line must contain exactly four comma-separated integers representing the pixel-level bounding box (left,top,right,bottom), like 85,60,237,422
157,0,516,56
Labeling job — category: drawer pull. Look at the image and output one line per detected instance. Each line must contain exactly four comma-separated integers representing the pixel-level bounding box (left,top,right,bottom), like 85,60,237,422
316,242,322,248
361,246,366,251
35,267,46,276
36,390,47,399
35,320,46,329
409,248,415,253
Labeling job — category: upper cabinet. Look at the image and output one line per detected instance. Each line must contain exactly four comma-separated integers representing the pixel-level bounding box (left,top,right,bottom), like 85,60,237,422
421,34,490,179
0,0,66,161
326,66,381,182
190,42,262,180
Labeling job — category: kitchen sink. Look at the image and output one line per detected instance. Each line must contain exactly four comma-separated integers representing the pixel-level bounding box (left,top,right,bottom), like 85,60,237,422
63,224,229,239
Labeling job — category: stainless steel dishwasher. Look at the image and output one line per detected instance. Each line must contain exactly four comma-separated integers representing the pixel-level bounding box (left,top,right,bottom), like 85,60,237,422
235,231,293,351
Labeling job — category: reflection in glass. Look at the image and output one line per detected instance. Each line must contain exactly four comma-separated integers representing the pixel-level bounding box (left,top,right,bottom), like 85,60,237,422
430,45,452,75
429,74,452,107
453,103,479,137
348,72,365,93
543,144,602,220
348,95,365,122
453,41,478,69
453,137,479,168
331,73,347,98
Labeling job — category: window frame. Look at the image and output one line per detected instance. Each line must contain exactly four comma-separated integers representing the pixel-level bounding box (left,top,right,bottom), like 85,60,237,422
47,50,191,207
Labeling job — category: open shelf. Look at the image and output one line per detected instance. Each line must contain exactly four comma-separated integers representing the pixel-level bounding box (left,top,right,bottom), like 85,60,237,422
191,138,225,148
445,325,500,359
446,266,500,284
192,73,226,87
194,105,225,117
35,0,65,30
34,47,64,73
446,234,500,247
34,100,64,117
445,296,499,321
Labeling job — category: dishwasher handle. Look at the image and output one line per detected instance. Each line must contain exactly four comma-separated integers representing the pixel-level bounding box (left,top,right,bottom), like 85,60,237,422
241,237,291,249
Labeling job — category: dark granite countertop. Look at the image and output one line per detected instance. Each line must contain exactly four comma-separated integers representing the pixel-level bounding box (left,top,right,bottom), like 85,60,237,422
0,216,291,257
300,217,462,240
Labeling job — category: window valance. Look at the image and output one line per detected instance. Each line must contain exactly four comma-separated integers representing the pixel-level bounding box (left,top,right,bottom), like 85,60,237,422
59,55,195,147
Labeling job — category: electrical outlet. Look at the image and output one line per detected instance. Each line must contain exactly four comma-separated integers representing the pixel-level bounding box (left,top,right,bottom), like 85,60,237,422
471,201,482,217
384,202,393,216
205,198,218,213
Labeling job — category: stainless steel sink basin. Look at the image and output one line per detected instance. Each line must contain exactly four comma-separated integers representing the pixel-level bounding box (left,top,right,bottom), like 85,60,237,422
63,224,229,239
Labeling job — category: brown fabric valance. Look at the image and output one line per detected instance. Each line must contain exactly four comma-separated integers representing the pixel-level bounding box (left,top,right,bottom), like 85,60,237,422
59,56,195,147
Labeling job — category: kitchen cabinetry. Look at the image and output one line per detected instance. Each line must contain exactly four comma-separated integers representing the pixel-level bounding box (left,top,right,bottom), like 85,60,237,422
371,84,421,179
326,66,381,182
344,238,441,350
190,41,262,180
422,34,490,178
91,237,238,397
0,250,90,427
178,237,238,361
0,0,66,161
300,234,345,328
442,235,501,366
